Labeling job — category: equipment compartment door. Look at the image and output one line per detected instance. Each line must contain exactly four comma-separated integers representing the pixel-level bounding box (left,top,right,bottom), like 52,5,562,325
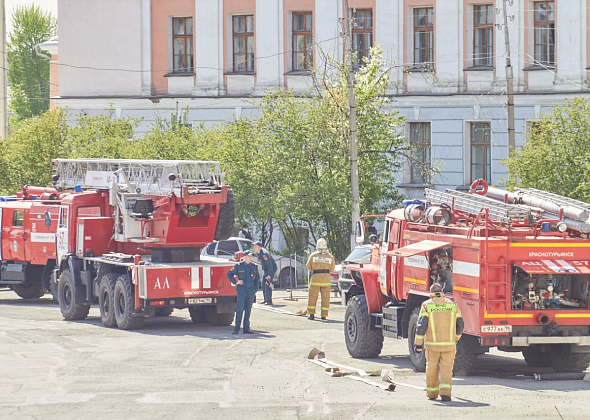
56,207,69,263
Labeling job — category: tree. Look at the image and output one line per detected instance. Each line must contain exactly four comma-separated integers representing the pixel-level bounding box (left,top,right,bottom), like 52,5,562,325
7,4,57,121
504,98,590,201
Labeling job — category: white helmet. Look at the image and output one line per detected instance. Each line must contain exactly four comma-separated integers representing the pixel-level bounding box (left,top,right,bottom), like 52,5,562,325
316,238,328,250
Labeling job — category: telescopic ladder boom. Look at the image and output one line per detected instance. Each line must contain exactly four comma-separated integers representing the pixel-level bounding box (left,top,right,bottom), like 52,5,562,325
52,158,225,196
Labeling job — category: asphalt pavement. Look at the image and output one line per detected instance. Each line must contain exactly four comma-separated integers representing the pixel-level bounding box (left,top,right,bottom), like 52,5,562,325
1,288,590,420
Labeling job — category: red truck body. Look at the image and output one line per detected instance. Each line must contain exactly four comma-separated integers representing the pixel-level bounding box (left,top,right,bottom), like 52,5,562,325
1,159,238,330
344,183,590,374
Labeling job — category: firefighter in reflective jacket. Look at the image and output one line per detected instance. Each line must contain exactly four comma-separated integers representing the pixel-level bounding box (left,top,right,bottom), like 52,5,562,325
306,238,335,320
414,283,464,402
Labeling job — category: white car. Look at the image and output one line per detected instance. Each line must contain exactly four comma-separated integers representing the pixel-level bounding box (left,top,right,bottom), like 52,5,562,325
201,238,306,288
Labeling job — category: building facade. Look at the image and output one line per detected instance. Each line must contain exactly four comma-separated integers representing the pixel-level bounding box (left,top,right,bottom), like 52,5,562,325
51,0,590,196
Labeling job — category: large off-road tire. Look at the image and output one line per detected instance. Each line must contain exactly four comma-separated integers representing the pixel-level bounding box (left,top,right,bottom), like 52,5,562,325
98,273,118,328
189,307,207,324
550,344,590,372
408,307,427,372
214,188,235,241
279,267,296,289
113,274,145,330
58,269,90,320
453,335,478,376
344,295,384,358
523,347,552,368
204,306,234,326
155,307,174,317
13,281,45,299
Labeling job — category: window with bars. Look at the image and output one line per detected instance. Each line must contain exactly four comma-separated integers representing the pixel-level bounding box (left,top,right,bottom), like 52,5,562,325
351,9,373,69
534,1,555,66
292,12,313,71
410,122,431,184
413,8,434,68
172,17,194,73
473,4,494,67
471,122,491,182
232,15,255,72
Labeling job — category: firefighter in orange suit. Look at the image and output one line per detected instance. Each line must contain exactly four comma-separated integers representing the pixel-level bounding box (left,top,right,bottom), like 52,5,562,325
414,283,464,402
306,239,335,321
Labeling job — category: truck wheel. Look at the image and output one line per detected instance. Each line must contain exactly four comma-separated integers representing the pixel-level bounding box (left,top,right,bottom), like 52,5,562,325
189,307,207,324
13,281,45,299
523,347,552,368
550,344,590,372
344,295,384,358
155,307,174,317
407,307,427,372
98,273,118,328
214,188,235,241
204,306,234,326
453,335,478,376
114,274,144,330
279,267,296,289
58,269,90,320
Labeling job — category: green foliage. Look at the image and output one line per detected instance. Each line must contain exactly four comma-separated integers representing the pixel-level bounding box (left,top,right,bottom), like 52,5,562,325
7,4,56,121
504,98,590,201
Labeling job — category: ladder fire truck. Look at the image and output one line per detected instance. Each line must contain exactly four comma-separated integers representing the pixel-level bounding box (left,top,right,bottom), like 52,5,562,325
344,180,590,374
1,158,238,330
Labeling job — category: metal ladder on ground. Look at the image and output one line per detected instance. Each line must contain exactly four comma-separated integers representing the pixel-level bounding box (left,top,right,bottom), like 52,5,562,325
52,158,225,196
425,189,532,224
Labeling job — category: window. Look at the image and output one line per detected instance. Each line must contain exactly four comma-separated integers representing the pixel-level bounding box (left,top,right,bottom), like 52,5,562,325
409,122,431,184
232,15,254,72
413,8,434,68
77,206,102,217
471,122,491,182
292,12,313,71
217,240,240,256
533,1,555,66
473,4,494,67
12,211,23,227
205,243,217,256
172,17,194,72
351,9,373,69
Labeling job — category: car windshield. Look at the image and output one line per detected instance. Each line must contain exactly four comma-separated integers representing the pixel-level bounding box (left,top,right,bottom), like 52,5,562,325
239,240,252,252
345,247,372,263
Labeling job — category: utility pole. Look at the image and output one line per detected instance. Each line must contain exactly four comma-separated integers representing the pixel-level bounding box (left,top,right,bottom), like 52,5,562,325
344,1,360,249
501,0,516,155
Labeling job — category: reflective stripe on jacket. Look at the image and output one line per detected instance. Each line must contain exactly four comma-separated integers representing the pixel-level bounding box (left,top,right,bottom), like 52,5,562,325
414,295,463,352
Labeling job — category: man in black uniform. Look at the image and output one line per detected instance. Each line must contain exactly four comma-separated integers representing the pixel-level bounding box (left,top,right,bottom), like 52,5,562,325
227,250,260,334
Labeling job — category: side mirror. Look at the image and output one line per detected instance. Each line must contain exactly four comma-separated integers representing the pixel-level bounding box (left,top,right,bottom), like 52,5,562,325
355,220,365,244
45,210,52,227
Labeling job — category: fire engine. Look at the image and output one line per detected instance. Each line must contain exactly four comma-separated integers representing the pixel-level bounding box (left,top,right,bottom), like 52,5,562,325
344,180,590,374
0,158,238,330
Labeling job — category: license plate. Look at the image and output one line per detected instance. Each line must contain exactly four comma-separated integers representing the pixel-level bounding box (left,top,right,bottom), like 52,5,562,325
188,298,212,304
481,325,512,333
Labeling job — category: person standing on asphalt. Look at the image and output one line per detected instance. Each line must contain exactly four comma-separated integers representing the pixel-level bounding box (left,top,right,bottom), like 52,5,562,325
227,250,260,334
253,241,277,305
414,283,464,402
305,239,335,321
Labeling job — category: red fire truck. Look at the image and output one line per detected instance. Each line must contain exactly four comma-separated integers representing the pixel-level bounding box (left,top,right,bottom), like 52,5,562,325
344,180,590,374
1,159,237,330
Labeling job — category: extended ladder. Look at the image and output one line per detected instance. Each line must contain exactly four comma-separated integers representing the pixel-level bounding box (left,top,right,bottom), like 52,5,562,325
426,189,532,224
52,158,225,196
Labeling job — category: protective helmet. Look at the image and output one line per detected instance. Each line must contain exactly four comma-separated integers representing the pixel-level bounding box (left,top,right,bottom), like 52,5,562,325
430,283,443,293
316,238,328,250
369,234,378,243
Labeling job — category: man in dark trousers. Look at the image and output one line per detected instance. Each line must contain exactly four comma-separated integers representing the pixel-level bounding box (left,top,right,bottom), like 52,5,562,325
227,250,260,334
253,241,277,305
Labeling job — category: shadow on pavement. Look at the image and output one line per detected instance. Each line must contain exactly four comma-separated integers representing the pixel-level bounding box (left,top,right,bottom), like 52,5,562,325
432,397,490,408
0,297,56,307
